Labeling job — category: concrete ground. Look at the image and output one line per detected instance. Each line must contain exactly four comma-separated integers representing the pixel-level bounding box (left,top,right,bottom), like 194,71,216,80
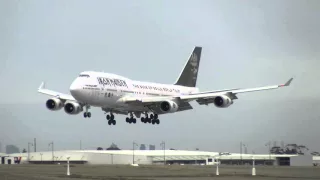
0,164,319,180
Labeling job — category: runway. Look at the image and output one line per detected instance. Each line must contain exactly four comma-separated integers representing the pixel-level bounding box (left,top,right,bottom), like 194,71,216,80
0,164,319,180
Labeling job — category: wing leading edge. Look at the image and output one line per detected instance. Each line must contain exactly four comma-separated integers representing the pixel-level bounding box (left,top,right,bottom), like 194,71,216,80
38,82,76,101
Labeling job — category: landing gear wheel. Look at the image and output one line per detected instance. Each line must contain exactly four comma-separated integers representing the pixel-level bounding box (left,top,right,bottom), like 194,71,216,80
83,105,91,118
108,120,116,125
84,112,92,118
128,118,137,124
107,113,114,120
141,117,145,123
126,117,137,124
151,119,160,125
126,112,137,124
84,112,91,118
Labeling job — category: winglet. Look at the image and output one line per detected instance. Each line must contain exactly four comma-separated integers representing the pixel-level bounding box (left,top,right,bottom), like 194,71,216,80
279,78,293,87
38,82,45,90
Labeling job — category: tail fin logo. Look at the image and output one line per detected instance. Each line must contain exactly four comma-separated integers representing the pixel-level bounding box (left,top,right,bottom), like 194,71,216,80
189,53,198,78
174,46,202,87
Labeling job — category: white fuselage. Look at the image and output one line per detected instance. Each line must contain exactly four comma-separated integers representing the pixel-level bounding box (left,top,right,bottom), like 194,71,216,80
69,71,199,112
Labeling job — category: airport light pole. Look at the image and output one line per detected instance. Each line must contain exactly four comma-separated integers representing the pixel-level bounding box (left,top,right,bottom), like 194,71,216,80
111,154,114,164
48,141,54,162
216,156,220,175
243,144,247,154
214,152,230,175
40,153,43,163
132,142,138,164
160,141,166,165
240,142,242,164
28,142,33,162
66,155,71,176
252,156,256,176
242,143,247,164
34,138,37,152
265,141,271,165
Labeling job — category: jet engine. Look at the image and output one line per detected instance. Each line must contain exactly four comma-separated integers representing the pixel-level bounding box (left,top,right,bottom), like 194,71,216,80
64,101,83,115
46,98,63,111
160,100,179,113
213,95,233,108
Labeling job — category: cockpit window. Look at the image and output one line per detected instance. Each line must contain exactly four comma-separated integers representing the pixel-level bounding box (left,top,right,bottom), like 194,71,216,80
79,74,90,78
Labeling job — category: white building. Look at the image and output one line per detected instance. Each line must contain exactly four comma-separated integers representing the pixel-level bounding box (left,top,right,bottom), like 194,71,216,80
0,149,305,166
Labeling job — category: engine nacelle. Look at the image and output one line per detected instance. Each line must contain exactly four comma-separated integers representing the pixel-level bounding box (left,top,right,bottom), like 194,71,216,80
160,100,179,113
64,101,83,115
46,98,63,111
213,95,233,108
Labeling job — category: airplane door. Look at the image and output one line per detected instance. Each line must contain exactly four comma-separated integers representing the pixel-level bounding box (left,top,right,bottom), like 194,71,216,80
95,90,99,99
117,88,121,97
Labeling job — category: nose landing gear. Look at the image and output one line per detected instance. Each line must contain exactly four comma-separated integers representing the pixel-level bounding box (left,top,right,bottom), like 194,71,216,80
83,105,91,118
84,112,91,118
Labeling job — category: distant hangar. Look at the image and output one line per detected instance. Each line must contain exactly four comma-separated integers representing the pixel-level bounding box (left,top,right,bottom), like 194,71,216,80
2,149,316,166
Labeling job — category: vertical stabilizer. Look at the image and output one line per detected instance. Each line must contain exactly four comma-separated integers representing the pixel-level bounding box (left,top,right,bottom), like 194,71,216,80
174,46,202,87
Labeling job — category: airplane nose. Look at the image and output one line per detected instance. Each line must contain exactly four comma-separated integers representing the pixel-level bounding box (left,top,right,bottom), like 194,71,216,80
70,80,80,96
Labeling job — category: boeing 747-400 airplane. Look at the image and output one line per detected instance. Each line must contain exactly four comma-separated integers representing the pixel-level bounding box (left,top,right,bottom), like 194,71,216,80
38,46,293,125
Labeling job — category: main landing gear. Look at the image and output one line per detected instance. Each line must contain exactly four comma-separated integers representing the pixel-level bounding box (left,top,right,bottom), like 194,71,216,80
83,105,91,118
106,113,116,125
141,113,160,125
126,112,137,124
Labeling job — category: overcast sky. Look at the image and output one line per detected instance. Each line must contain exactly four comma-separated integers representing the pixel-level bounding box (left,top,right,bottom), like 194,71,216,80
0,0,319,154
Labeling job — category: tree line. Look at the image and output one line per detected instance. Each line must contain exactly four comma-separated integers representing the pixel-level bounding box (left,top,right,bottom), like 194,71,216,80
97,143,121,150
269,143,319,155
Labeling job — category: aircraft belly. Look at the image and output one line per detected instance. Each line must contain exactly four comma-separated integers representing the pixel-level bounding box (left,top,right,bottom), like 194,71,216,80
114,101,148,111
127,104,149,112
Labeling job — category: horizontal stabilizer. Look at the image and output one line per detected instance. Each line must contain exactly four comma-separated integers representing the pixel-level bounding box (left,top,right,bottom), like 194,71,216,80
279,78,293,87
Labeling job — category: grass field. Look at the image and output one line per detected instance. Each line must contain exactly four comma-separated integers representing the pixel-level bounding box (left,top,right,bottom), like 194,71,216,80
0,164,319,180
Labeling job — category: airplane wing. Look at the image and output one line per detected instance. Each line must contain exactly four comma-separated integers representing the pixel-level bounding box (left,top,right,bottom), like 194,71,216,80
121,78,293,107
37,82,76,101
184,78,293,103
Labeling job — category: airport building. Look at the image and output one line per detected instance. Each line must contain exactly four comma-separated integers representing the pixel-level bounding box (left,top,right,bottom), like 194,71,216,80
0,149,318,166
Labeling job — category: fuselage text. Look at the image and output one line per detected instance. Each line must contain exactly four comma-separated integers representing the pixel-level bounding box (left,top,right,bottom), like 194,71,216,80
97,77,128,88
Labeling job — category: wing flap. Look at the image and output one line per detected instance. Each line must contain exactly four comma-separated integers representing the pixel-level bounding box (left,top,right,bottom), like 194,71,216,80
177,101,193,111
120,96,178,104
